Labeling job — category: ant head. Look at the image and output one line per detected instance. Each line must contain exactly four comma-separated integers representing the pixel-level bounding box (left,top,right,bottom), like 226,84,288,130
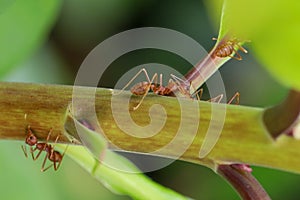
26,133,37,146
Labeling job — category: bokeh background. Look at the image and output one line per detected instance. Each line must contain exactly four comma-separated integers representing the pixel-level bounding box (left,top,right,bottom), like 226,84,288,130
0,0,298,199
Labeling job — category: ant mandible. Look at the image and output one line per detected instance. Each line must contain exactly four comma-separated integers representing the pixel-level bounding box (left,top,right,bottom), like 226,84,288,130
21,125,68,172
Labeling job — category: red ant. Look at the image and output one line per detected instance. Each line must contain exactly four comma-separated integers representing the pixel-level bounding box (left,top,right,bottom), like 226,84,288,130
213,38,248,60
21,125,68,172
115,68,196,110
115,68,240,110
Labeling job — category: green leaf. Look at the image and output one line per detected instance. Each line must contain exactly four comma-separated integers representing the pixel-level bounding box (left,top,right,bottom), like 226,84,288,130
63,105,190,200
208,0,300,90
56,144,191,200
65,105,108,160
0,0,61,77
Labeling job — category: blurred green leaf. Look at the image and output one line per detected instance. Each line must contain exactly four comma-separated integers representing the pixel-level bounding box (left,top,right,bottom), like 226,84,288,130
209,0,300,90
3,44,72,84
0,0,15,14
0,0,61,77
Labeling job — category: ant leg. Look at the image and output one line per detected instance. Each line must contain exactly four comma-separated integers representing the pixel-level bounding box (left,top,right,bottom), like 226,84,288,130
42,162,54,172
46,128,53,142
31,146,44,161
48,134,69,171
230,49,243,60
40,150,51,172
32,128,53,161
193,88,203,101
114,68,152,95
208,94,224,103
133,73,158,110
27,125,31,132
159,73,162,86
53,160,58,171
231,42,249,60
167,78,187,98
54,145,69,171
227,92,240,105
21,125,33,158
41,133,59,172
169,74,190,97
21,145,28,158
235,43,248,54
170,74,189,88
49,133,60,156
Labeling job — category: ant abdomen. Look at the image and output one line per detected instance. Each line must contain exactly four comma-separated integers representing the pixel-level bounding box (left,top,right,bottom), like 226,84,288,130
215,43,234,58
213,38,248,60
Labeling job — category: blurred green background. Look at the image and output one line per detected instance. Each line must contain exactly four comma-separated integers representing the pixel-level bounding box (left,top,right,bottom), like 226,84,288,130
0,0,298,199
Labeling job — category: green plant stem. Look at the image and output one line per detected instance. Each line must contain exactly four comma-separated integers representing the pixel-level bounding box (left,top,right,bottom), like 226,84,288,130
1,82,300,173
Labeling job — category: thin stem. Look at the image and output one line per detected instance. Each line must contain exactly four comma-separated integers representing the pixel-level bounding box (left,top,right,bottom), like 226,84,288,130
184,36,232,94
217,165,271,200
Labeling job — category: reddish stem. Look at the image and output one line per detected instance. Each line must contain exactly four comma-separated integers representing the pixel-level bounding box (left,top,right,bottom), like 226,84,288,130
217,164,271,200
184,36,229,94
